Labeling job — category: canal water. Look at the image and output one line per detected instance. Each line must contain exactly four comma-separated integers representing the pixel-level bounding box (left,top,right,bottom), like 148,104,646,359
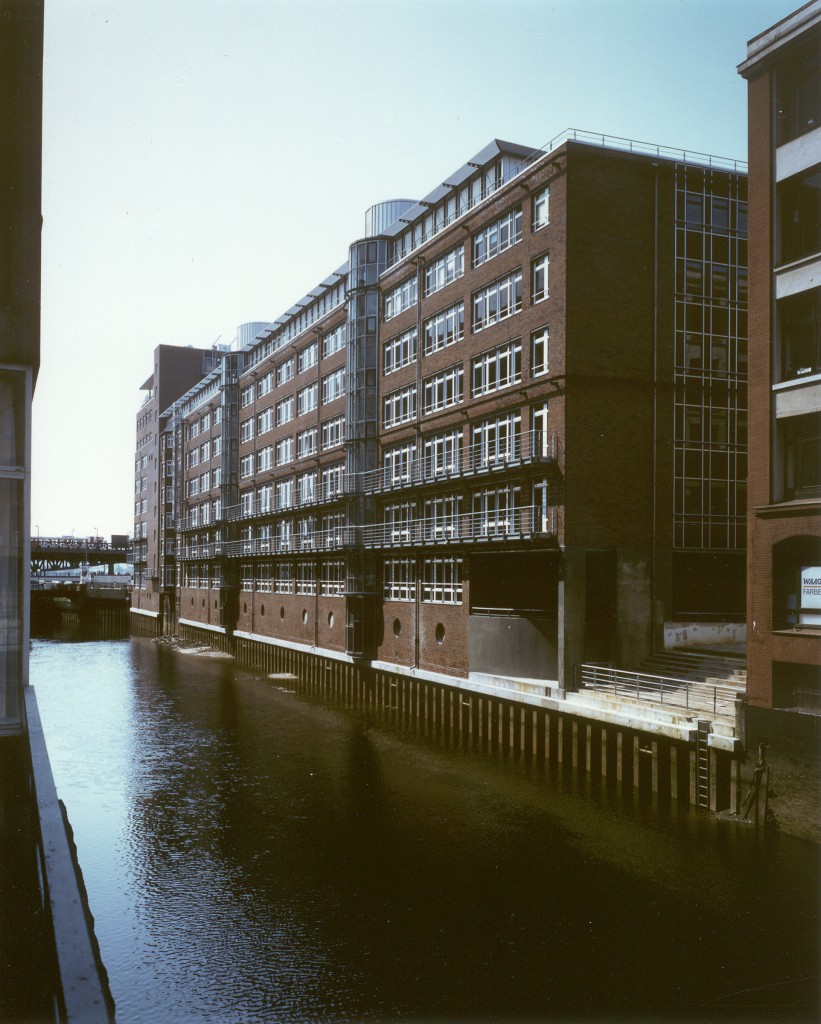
31,638,819,1024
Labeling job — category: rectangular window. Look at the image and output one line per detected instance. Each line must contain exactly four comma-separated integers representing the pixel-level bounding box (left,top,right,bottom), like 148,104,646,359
257,371,273,398
189,420,200,438
423,430,461,478
240,563,254,592
274,561,293,594
532,253,548,302
384,276,417,321
473,485,520,535
275,436,294,466
296,561,316,595
471,340,521,397
423,494,461,539
239,454,254,479
297,515,317,550
200,412,211,431
473,206,522,268
297,426,317,458
383,327,417,375
275,478,294,510
384,558,415,601
255,563,272,593
321,512,345,548
383,384,417,428
240,418,254,443
322,323,346,358
200,440,210,462
423,302,464,355
384,501,415,542
276,395,295,426
321,368,345,404
276,519,293,552
200,471,210,492
240,490,255,517
423,364,463,414
240,385,254,409
424,244,465,296
256,446,273,472
258,484,272,513
472,412,522,468
297,381,318,417
421,557,462,604
532,187,549,230
532,327,549,376
383,442,416,486
257,407,273,435
321,415,345,449
321,462,345,499
276,358,295,387
298,470,317,505
320,560,345,596
472,270,523,332
298,341,318,374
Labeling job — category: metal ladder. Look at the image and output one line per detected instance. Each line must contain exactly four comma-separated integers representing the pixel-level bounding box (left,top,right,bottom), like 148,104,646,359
696,719,710,809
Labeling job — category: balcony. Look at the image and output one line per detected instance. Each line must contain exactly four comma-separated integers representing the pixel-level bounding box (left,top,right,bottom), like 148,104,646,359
224,482,346,523
222,527,356,558
362,504,559,549
360,430,560,496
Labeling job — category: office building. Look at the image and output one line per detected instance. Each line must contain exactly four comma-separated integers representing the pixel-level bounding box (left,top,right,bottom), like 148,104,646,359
739,1,821,711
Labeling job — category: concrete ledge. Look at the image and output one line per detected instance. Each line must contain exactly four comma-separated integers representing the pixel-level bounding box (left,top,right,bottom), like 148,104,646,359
25,688,113,1023
178,618,227,635
129,607,159,619
233,630,356,665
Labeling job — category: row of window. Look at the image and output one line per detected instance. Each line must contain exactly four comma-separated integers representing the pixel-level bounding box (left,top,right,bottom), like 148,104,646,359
240,464,345,515
185,407,222,441
244,283,346,373
239,416,344,479
185,467,222,497
384,557,463,604
382,330,548,427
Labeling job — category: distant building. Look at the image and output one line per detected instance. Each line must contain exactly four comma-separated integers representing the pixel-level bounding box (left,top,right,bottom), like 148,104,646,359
136,132,748,689
739,0,821,711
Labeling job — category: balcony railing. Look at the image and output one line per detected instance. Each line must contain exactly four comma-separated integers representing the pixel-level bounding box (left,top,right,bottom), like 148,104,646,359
223,482,346,523
361,430,559,496
362,504,558,549
221,527,356,558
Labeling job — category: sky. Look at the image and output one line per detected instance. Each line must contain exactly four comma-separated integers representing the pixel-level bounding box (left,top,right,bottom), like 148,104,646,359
33,0,793,539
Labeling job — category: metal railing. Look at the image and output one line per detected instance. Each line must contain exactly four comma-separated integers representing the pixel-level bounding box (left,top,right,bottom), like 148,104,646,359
577,662,739,724
361,430,559,495
362,504,558,549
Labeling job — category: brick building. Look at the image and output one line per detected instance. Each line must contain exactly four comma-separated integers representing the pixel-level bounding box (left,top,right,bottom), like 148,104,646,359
138,132,748,690
739,1,821,711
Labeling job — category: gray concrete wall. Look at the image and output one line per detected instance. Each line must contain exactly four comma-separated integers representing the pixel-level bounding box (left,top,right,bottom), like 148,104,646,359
469,614,557,680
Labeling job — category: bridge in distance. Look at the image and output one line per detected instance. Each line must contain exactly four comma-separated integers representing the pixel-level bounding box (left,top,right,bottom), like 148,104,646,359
31,536,132,575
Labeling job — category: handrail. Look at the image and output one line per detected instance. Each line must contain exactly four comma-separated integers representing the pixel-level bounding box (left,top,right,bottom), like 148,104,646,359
362,504,558,548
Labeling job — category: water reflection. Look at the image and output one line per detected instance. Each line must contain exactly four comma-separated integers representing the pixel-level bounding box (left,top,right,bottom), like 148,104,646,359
31,638,820,1023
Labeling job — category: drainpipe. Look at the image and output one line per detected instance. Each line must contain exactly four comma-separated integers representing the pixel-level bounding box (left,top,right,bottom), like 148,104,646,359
651,164,659,657
414,256,425,669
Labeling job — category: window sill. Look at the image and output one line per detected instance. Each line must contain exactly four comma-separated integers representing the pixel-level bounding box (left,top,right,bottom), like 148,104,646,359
752,497,821,518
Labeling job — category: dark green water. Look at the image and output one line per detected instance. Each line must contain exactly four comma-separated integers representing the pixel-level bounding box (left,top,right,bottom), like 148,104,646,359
30,638,819,1023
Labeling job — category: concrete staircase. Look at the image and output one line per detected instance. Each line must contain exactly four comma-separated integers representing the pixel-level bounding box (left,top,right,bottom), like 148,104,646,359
637,649,747,691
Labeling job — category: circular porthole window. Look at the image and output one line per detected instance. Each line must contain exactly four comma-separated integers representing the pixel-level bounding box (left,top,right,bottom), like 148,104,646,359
393,618,402,637
435,623,445,644
328,611,334,628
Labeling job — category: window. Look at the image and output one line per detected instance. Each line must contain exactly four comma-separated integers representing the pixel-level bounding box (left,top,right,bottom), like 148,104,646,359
256,446,273,472
473,485,520,535
532,187,549,230
422,557,462,604
297,426,317,458
321,512,345,548
423,364,463,413
423,430,461,478
472,412,522,467
472,270,523,332
274,561,293,593
321,415,345,449
213,437,222,456
298,470,317,505
240,418,254,443
473,206,522,267
779,167,821,265
257,372,273,398
257,408,273,435
214,407,222,425
320,560,345,596
322,323,346,358
240,385,254,409
258,484,272,513
423,494,461,539
275,478,294,510
297,515,317,550
275,436,294,466
321,463,345,499
213,467,222,488
383,384,417,428
780,288,821,381
383,327,417,375
532,253,548,302
240,564,254,592
321,368,345,404
189,420,200,439
276,358,295,387
384,276,417,320
255,563,272,593
383,442,416,486
532,402,550,457
471,340,521,397
296,561,316,595
532,327,549,376
276,395,295,426
200,412,211,431
298,341,318,374
297,382,318,417
240,490,255,517
200,440,210,462
423,302,464,355
239,454,254,479
384,501,415,542
384,558,415,601
424,244,464,296
200,471,210,492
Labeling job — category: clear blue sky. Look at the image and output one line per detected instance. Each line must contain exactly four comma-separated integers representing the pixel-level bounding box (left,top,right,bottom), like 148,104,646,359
33,0,791,539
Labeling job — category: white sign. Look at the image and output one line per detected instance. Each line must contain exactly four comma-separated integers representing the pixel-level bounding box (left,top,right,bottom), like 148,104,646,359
800,566,821,610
